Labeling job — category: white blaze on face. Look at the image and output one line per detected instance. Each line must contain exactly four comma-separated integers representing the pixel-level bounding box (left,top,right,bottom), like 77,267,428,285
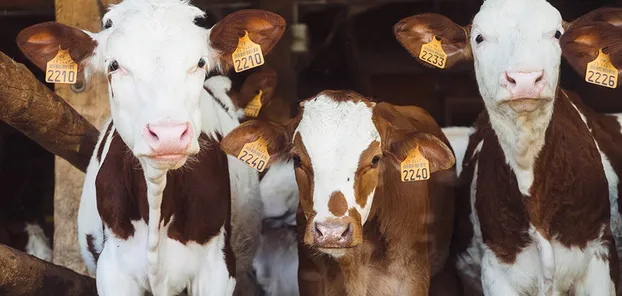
295,95,381,224
470,0,563,105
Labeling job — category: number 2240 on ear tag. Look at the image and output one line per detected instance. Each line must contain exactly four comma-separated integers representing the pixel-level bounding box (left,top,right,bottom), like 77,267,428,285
46,48,78,84
232,31,265,73
237,137,270,172
400,146,430,182
419,36,447,69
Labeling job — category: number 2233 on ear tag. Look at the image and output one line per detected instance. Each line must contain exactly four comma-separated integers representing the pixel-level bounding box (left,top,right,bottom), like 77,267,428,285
46,47,78,84
232,31,265,73
585,48,618,89
400,146,430,182
419,36,447,69
238,137,270,172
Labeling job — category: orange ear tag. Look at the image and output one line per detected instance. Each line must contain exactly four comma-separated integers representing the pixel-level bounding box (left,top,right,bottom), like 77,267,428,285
585,48,618,89
232,30,265,73
400,146,430,182
419,36,447,69
237,137,270,172
244,89,263,118
45,47,78,84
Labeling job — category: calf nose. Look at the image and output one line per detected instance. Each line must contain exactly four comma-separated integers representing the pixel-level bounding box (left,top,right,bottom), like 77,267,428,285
143,122,193,155
502,70,546,99
314,221,353,247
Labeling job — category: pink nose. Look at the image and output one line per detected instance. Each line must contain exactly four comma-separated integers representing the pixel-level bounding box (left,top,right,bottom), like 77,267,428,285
313,221,353,246
502,70,546,99
143,122,193,155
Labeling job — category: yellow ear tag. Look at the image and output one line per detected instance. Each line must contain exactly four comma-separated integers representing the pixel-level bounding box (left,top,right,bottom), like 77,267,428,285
244,89,263,118
419,36,447,69
232,30,265,73
400,146,430,182
585,48,618,89
46,47,78,84
238,137,270,172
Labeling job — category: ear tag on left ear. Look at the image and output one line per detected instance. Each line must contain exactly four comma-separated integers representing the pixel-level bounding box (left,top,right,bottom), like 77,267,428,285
585,48,618,89
238,136,269,172
232,30,265,73
46,47,78,85
244,89,263,118
400,146,430,182
419,36,447,69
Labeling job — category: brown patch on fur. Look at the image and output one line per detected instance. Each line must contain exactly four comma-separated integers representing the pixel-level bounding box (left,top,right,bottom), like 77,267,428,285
96,121,114,163
86,234,100,263
328,191,347,216
347,208,363,247
354,141,381,209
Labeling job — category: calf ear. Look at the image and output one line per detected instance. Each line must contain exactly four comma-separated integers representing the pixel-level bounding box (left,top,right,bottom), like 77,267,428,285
210,10,286,71
394,13,472,69
385,131,455,174
221,120,289,167
237,68,278,109
561,23,622,80
569,7,622,29
16,21,96,72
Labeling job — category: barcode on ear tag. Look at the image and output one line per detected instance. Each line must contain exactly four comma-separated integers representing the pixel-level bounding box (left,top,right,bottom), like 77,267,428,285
232,30,264,73
585,48,618,89
244,90,263,117
46,47,78,84
400,146,430,182
419,36,447,69
237,137,270,172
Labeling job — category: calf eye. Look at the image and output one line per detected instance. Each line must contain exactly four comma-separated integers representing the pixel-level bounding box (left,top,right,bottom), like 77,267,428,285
108,60,119,73
292,155,302,168
371,155,381,168
475,34,484,44
554,30,562,39
197,58,206,69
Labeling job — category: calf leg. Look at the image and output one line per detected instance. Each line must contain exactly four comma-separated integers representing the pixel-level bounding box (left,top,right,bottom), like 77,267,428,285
96,246,145,296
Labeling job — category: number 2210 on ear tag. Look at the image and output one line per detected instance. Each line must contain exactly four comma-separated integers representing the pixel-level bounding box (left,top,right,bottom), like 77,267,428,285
232,31,265,73
46,48,78,84
400,146,430,182
237,137,270,172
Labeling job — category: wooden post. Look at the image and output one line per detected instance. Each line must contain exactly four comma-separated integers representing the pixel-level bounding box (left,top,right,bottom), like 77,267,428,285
52,0,119,274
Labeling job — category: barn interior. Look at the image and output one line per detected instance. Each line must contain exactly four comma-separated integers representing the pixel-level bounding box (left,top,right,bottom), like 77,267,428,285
0,0,620,284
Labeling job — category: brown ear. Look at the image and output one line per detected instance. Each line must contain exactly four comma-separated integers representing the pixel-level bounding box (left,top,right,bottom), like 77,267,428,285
561,23,622,80
385,131,455,174
16,21,96,72
221,119,290,167
569,7,622,29
394,13,472,69
237,68,278,109
210,10,286,71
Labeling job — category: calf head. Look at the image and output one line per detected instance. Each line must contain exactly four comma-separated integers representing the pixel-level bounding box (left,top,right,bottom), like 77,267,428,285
221,90,454,255
17,0,285,170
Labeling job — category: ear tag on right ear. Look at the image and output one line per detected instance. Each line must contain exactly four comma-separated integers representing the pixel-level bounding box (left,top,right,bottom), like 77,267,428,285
419,36,447,69
244,89,263,118
400,146,430,182
46,47,78,84
585,48,618,89
232,30,265,73
238,136,269,172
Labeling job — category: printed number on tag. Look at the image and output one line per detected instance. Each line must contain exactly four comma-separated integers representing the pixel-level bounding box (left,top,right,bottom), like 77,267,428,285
237,137,270,172
244,90,263,117
400,146,430,182
232,31,265,73
46,48,78,84
419,36,447,69
585,48,618,89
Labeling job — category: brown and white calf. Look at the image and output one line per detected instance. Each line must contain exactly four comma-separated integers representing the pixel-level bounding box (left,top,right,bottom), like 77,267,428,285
221,90,460,295
395,3,622,295
17,1,285,295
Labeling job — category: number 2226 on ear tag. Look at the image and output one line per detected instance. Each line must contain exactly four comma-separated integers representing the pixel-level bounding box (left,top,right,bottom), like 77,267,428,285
232,31,265,73
585,48,618,89
238,137,270,172
419,36,447,69
400,146,430,182
46,48,78,84
244,90,263,118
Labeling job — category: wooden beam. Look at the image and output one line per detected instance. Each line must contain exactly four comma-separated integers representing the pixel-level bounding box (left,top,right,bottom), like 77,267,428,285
52,0,118,275
0,51,98,173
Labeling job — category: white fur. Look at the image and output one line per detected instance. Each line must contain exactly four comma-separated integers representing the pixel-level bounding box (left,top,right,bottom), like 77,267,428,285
260,160,299,219
24,223,52,262
295,96,380,226
441,126,473,176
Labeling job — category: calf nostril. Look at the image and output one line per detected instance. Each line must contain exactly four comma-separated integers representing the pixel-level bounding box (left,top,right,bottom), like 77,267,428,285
148,127,159,140
535,73,544,84
315,223,323,236
506,73,516,84
341,224,352,239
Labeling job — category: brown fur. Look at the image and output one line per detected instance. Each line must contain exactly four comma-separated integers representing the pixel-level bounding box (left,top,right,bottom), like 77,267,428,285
328,191,348,217
561,23,622,80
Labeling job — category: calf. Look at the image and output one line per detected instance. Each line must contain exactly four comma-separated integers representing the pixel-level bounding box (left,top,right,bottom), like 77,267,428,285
17,1,285,295
395,3,622,295
221,90,459,295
